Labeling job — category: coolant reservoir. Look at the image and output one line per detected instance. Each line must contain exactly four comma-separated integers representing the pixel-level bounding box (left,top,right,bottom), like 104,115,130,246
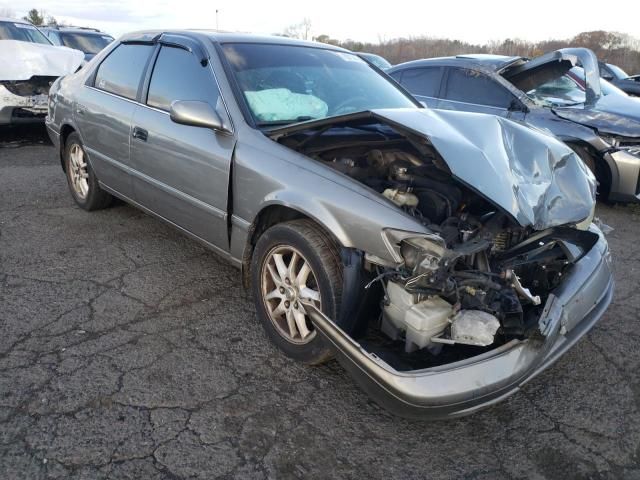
382,188,419,208
382,281,452,353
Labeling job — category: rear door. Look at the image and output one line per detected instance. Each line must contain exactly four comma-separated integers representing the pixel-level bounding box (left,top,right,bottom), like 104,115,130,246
437,67,517,118
129,42,235,250
391,67,443,107
76,42,154,199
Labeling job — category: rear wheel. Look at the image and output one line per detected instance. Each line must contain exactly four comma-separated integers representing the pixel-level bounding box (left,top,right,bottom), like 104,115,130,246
251,219,343,365
64,132,113,211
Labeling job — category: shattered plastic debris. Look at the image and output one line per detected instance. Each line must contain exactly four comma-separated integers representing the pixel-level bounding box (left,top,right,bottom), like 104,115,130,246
594,217,614,234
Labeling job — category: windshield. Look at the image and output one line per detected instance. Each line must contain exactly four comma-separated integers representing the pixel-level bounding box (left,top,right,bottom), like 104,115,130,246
527,67,627,106
221,43,416,126
359,53,392,70
60,32,113,54
0,21,51,44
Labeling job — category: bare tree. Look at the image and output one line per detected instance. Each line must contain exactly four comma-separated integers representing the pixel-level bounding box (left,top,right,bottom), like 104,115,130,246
282,18,312,40
336,31,640,74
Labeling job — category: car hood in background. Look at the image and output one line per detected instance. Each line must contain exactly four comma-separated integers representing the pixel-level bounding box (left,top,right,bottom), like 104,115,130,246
270,108,596,230
0,40,84,81
553,95,640,137
503,48,602,107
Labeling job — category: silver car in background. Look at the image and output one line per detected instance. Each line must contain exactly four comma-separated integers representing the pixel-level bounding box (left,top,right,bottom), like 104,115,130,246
46,31,614,419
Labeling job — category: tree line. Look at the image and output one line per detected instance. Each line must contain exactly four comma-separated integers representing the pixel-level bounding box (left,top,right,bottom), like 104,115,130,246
314,31,640,74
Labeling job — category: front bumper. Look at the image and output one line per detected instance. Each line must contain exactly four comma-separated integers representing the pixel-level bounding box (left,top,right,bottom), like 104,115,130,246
0,84,48,125
607,149,640,202
305,227,614,419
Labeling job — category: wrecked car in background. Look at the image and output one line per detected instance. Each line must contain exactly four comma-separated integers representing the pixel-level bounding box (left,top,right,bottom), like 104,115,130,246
41,25,114,61
389,48,640,203
46,32,613,419
0,17,83,125
599,61,640,97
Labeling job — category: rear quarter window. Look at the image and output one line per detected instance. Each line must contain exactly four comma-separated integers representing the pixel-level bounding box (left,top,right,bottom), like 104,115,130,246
94,43,154,100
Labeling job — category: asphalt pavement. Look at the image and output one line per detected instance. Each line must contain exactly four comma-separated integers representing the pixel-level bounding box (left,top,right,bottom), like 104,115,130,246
1,124,639,479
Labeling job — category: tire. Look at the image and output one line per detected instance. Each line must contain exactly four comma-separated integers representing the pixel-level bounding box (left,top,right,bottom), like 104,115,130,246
251,219,343,365
64,132,113,211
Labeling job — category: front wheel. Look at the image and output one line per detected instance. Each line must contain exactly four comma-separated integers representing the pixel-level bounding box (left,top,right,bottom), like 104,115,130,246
64,132,113,211
251,220,343,365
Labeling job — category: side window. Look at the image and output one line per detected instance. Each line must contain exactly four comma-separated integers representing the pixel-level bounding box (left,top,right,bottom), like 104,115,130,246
94,43,154,100
146,46,220,111
46,31,62,45
444,68,514,108
399,67,443,97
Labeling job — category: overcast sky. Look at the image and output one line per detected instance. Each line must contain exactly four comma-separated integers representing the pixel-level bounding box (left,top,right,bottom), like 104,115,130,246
4,0,640,44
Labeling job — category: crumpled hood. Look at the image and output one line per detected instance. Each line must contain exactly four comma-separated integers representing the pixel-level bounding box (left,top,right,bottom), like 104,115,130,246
371,108,596,229
270,108,596,230
0,40,84,81
553,95,640,137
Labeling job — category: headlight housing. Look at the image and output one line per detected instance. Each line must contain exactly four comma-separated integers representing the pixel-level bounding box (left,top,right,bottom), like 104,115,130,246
381,229,446,269
600,135,620,148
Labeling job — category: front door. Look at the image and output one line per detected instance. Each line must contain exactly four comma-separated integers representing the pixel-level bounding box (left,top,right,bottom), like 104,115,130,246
129,45,235,250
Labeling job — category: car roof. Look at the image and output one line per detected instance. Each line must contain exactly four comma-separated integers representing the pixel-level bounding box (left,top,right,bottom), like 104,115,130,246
389,53,523,72
0,17,30,24
120,30,350,52
45,27,110,35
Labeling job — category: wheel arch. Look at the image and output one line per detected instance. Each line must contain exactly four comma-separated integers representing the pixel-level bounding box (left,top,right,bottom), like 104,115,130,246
59,124,77,172
562,138,614,199
240,203,347,289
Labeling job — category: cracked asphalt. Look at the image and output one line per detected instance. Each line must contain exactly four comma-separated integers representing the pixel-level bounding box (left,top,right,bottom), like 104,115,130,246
1,124,639,479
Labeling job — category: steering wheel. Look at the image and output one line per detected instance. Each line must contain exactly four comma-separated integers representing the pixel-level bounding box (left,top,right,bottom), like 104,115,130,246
332,96,369,116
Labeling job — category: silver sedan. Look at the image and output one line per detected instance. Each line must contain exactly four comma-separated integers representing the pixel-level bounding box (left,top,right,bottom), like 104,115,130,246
46,31,614,419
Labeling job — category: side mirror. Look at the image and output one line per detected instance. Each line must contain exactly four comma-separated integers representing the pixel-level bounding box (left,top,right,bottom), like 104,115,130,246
170,100,226,131
602,73,614,81
508,98,528,113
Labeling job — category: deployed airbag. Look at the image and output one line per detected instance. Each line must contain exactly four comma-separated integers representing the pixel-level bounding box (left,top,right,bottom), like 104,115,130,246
245,88,328,122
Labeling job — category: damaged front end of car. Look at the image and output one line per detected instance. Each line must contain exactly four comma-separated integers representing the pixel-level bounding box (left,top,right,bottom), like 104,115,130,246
0,39,83,125
0,76,57,124
269,108,613,418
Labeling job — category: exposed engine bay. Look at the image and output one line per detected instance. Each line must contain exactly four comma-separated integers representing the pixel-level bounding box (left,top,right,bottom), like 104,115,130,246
275,121,599,369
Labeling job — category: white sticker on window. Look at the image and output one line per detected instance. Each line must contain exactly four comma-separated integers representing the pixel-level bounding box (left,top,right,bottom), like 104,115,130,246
14,23,37,30
331,51,363,63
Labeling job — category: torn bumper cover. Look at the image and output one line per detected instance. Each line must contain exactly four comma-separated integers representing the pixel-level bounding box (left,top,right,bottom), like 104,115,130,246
0,83,49,124
305,227,613,419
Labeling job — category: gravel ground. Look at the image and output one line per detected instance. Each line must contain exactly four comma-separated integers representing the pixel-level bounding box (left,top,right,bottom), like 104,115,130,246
1,124,639,479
